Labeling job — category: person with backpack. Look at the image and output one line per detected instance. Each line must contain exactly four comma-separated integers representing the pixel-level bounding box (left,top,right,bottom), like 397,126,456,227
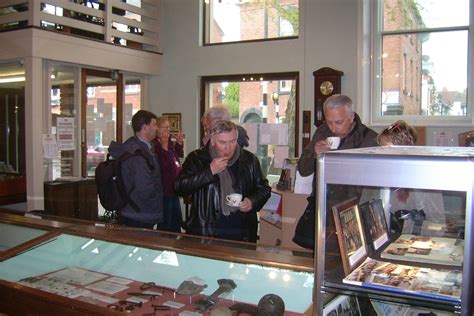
107,110,164,229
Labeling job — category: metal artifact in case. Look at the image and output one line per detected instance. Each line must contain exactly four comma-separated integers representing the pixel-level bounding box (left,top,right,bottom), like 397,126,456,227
315,146,473,316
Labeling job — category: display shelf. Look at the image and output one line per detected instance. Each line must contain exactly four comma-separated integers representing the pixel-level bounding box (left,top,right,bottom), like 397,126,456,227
315,146,473,316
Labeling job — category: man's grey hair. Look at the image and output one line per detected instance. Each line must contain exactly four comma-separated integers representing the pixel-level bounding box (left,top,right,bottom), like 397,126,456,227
201,106,231,125
323,94,354,113
210,120,238,138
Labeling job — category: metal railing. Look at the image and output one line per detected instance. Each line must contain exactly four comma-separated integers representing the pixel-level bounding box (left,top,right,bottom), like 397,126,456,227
0,0,159,52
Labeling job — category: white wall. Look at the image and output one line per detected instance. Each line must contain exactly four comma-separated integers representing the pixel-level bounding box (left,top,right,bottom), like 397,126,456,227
150,0,360,153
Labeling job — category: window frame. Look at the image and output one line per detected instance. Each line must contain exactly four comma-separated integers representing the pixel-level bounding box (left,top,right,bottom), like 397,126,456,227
362,0,474,127
202,0,299,46
200,71,300,156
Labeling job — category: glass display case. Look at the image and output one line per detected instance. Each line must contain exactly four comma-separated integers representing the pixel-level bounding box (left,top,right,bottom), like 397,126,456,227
315,146,473,316
0,213,314,315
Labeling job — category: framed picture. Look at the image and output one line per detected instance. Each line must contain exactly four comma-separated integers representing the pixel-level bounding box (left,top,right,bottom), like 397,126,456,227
359,199,390,254
458,130,474,147
332,197,368,275
162,113,181,133
323,295,361,316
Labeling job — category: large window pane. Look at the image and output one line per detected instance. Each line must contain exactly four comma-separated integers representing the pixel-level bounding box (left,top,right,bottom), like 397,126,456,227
85,76,117,177
383,0,469,31
202,73,298,185
376,0,470,118
204,0,299,44
381,31,468,116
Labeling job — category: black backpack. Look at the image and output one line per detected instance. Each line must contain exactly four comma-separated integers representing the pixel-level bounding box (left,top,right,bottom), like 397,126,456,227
95,149,154,213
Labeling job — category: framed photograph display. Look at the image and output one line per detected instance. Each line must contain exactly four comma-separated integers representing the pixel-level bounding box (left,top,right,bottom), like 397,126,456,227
332,197,368,275
162,113,181,133
359,199,390,254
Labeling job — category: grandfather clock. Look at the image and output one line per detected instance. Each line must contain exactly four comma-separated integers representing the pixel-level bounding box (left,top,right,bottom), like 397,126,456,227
313,67,344,127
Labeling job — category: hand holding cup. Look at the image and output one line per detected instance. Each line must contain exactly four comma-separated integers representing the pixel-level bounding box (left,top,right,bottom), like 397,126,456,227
226,193,243,207
326,137,341,150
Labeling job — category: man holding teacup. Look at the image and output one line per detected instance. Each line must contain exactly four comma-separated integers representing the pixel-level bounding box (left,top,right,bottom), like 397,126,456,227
175,120,271,242
297,94,378,176
293,94,378,249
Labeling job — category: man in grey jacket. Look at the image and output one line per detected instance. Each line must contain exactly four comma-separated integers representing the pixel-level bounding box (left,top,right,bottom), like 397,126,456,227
108,110,164,229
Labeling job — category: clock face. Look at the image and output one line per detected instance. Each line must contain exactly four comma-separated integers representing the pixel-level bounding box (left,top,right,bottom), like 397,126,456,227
320,80,334,96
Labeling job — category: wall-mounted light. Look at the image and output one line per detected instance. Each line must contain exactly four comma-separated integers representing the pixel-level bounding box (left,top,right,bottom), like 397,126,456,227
271,91,279,103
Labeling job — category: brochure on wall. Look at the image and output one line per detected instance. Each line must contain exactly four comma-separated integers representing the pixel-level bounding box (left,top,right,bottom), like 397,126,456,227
343,257,462,302
42,134,60,158
56,117,76,150
381,234,464,266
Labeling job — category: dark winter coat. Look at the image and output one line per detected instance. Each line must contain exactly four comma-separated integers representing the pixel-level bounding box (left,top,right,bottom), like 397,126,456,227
174,146,271,242
109,136,164,224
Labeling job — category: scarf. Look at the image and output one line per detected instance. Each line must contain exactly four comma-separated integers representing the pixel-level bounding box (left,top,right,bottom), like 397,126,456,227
209,144,241,216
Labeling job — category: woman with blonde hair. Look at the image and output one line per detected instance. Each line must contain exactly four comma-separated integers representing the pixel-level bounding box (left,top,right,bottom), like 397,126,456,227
377,120,417,146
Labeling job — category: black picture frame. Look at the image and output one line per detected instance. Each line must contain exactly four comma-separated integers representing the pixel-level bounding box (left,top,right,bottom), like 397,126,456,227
359,199,390,255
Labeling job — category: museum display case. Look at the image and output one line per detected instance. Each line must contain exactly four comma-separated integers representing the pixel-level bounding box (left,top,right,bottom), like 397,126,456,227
315,146,473,316
0,213,314,315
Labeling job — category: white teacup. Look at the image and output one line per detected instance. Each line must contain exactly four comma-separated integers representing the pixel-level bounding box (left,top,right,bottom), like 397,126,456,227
326,136,341,150
226,193,243,207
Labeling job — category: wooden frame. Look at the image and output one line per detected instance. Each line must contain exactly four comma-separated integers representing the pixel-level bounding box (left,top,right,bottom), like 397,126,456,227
359,199,389,254
200,72,300,156
332,197,368,275
162,113,182,133
458,130,474,147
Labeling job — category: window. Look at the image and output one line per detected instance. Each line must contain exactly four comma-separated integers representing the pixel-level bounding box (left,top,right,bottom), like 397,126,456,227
201,72,298,185
370,0,472,122
203,0,299,45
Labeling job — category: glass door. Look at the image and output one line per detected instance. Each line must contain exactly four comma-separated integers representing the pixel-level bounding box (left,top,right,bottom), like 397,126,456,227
81,69,123,177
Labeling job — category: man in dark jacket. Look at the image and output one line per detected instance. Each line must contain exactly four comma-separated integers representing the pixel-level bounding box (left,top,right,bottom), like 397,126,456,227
175,120,271,242
293,94,378,249
297,94,378,176
108,110,164,229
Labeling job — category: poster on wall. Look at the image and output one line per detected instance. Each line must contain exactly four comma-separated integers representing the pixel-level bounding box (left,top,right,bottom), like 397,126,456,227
56,117,76,151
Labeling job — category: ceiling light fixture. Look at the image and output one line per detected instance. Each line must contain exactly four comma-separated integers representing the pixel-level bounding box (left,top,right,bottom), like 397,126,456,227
0,76,26,83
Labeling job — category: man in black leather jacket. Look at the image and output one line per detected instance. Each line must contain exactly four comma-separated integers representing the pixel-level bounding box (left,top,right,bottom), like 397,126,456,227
175,120,271,242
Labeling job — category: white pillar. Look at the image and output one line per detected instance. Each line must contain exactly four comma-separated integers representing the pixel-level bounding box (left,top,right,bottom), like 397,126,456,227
24,57,45,211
